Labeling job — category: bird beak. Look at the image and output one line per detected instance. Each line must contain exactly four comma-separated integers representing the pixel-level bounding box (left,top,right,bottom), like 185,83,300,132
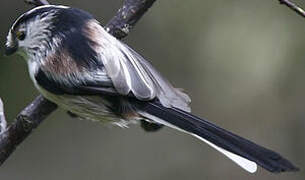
4,44,18,56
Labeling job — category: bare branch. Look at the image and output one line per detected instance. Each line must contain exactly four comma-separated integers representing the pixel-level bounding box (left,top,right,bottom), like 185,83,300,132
0,96,57,165
0,0,157,166
278,0,305,18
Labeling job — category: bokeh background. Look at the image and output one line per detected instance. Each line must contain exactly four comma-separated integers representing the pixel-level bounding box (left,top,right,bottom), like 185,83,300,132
0,0,305,179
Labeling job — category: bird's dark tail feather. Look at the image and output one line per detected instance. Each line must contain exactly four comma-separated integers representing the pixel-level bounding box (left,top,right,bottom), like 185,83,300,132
135,101,299,173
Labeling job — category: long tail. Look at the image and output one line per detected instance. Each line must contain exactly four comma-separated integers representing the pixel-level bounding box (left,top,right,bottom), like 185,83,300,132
135,101,299,173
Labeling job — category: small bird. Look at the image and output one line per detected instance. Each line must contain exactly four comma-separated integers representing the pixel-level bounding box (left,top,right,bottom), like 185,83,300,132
4,5,298,173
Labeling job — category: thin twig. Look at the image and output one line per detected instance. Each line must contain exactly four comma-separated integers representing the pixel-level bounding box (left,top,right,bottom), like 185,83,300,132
278,0,305,18
0,98,7,133
0,0,157,166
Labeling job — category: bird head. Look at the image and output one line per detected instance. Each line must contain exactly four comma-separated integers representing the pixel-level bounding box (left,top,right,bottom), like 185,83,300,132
4,5,98,62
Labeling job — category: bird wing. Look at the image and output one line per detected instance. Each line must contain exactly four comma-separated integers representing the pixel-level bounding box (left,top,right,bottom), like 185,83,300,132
80,20,191,111
96,38,191,111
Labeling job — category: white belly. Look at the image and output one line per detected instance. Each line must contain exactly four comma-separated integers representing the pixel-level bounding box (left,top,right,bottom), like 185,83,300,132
38,86,119,123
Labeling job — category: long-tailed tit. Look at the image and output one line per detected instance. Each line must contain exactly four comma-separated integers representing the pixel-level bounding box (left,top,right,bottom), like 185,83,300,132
4,5,299,173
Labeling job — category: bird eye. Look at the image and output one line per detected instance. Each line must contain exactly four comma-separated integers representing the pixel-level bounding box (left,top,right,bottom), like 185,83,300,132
16,31,26,41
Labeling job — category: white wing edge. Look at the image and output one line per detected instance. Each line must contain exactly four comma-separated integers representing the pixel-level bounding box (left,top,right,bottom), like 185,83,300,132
139,112,258,173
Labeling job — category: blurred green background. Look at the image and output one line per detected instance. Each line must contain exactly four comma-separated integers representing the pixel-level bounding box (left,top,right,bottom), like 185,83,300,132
0,0,305,179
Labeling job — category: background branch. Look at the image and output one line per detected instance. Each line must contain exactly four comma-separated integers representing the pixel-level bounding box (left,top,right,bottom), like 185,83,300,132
0,0,156,166
0,98,7,133
106,0,156,39
278,0,305,18
24,0,50,6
